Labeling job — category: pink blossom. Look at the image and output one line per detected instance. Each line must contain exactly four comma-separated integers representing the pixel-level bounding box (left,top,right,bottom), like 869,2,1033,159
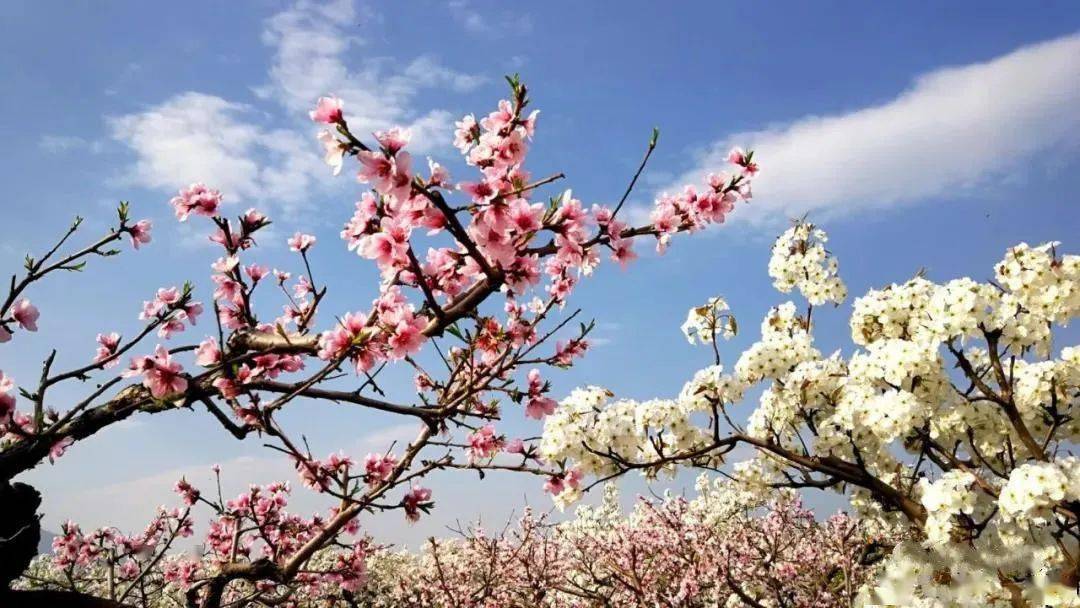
157,318,184,339
727,146,759,176
612,241,638,268
245,264,269,282
140,287,181,320
363,453,397,486
505,438,525,455
316,130,347,176
466,425,504,463
194,338,222,367
309,96,343,124
217,305,245,330
544,475,565,495
375,127,411,155
0,371,15,422
135,345,188,399
453,114,479,152
287,232,317,253
554,338,589,366
182,302,203,325
403,486,432,522
170,183,222,221
12,299,39,331
173,478,200,506
525,394,557,419
359,217,411,269
564,467,583,490
128,219,152,249
525,368,557,419
481,99,515,132
357,150,413,199
49,436,74,464
294,275,313,298
507,199,543,233
426,158,451,187
387,314,426,359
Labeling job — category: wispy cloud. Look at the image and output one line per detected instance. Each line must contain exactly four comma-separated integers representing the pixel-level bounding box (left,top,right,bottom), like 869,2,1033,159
257,0,484,139
39,134,102,154
37,421,422,537
447,1,532,36
110,0,483,215
663,33,1080,228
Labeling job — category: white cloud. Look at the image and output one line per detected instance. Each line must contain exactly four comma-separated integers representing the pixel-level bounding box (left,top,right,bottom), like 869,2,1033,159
257,0,483,146
664,33,1080,228
109,93,268,202
110,0,483,214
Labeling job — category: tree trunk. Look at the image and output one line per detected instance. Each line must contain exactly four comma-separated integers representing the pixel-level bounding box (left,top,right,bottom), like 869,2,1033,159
0,481,41,590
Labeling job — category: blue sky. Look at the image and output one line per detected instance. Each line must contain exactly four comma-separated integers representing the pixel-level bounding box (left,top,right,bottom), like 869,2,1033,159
1,1,1078,545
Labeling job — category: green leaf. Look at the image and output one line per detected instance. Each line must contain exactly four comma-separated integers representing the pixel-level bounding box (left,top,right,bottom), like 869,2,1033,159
446,323,465,341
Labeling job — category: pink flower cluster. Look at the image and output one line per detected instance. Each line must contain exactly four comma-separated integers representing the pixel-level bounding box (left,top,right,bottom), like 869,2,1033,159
309,96,343,124
287,232,317,253
466,424,505,463
139,286,203,339
372,493,876,608
0,370,16,428
649,158,754,253
209,208,268,252
543,467,582,496
128,219,153,249
316,288,427,375
363,452,398,487
122,344,187,399
0,298,39,342
294,451,353,493
170,183,222,221
51,507,193,574
203,481,330,566
92,332,121,367
524,368,556,419
0,370,33,442
403,485,433,523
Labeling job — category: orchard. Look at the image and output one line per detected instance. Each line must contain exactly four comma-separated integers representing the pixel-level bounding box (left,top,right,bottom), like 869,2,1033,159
2,28,1077,608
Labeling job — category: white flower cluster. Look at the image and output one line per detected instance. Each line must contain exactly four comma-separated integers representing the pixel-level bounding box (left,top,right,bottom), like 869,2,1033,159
681,295,737,345
849,276,937,346
768,221,847,306
678,364,746,411
543,222,1080,607
995,242,1080,323
924,277,1000,342
997,459,1080,524
918,471,978,547
539,390,713,479
862,541,1014,608
734,302,819,382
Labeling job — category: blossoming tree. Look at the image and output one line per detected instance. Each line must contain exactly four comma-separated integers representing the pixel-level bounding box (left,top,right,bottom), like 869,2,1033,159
0,76,757,607
541,220,1080,606
351,478,883,608
21,476,880,608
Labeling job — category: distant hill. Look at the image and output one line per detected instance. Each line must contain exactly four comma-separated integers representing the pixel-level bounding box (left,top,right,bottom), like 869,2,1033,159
37,530,56,555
